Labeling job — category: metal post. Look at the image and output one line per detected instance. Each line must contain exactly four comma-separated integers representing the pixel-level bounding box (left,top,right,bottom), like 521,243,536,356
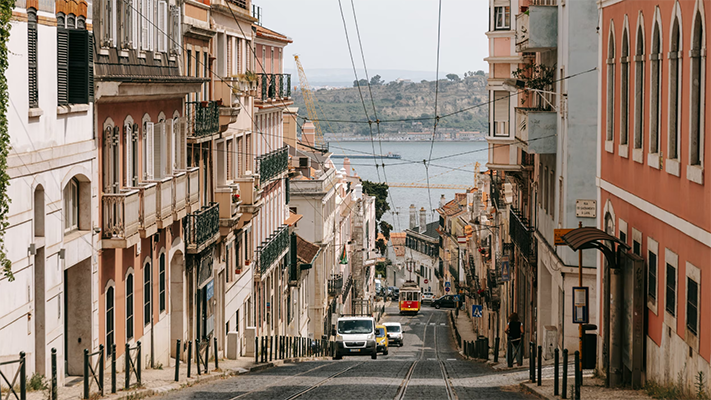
196,340,201,375
83,349,89,399
574,351,581,400
99,345,105,396
562,349,568,399
19,352,26,400
507,340,513,367
554,348,559,396
205,338,210,372
187,340,193,378
137,341,142,386
577,221,584,381
111,344,117,394
529,342,534,382
537,345,542,386
51,348,58,400
125,344,130,390
214,336,219,370
255,337,259,363
269,336,273,362
175,340,181,382
494,337,500,363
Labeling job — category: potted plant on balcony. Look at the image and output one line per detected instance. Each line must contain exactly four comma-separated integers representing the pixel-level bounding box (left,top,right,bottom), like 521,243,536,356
232,193,240,203
244,259,251,266
237,71,259,93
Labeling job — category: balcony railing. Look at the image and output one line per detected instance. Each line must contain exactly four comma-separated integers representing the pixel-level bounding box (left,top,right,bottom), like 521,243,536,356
328,274,344,297
257,225,289,274
509,207,534,262
185,202,219,252
173,171,187,218
342,274,353,298
186,167,200,213
186,101,220,138
228,0,247,9
531,0,556,5
216,183,241,223
490,172,505,210
257,146,289,185
102,189,140,241
255,73,291,102
134,182,157,237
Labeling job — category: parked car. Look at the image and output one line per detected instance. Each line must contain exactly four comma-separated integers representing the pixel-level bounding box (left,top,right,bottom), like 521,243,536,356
388,286,399,300
334,316,378,360
422,292,435,304
382,322,403,347
375,325,389,355
431,295,458,309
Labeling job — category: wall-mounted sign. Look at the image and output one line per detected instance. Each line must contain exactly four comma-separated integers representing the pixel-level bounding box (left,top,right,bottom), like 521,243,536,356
572,286,589,324
575,200,597,218
472,305,483,318
501,257,510,282
554,229,574,246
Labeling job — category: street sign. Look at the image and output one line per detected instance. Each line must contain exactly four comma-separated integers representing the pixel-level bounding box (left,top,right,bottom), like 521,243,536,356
445,281,451,287
445,287,450,292
424,279,429,284
554,229,574,246
572,287,589,324
472,305,483,318
501,257,510,282
575,199,597,218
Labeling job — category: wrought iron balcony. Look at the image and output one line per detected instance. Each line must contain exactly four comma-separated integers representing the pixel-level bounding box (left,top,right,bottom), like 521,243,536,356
186,101,220,138
185,202,219,253
328,274,344,297
228,0,247,9
342,274,353,299
509,207,534,262
257,146,289,186
257,225,289,274
255,73,291,102
490,172,505,210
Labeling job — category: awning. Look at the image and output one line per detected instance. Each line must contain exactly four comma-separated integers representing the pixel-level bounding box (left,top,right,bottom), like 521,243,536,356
562,227,630,252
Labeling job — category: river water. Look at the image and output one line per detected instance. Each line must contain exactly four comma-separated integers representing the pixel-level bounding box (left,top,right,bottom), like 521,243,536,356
327,140,488,231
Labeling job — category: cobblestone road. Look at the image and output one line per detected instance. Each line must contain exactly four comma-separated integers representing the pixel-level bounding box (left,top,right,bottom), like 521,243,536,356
160,307,534,400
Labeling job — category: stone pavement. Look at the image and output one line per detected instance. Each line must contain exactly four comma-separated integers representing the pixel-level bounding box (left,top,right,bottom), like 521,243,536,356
521,377,654,400
26,355,324,400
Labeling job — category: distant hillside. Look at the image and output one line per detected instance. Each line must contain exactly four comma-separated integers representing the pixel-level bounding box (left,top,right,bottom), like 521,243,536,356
292,76,489,136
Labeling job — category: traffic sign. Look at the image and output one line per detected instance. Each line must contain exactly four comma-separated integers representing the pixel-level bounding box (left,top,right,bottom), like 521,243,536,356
424,279,429,284
445,281,451,287
445,287,450,292
472,305,483,318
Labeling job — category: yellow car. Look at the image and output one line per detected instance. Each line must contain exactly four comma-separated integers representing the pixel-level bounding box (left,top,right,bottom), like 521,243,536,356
375,325,389,355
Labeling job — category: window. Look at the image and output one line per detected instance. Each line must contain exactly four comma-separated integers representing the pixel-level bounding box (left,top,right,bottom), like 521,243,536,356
687,277,698,335
233,37,241,75
668,18,681,161
106,286,114,356
125,122,139,187
63,178,79,232
690,13,704,167
144,261,151,325
143,121,155,180
620,29,630,146
126,274,134,340
169,5,181,54
235,310,240,333
606,30,616,143
666,262,676,316
493,91,509,137
650,23,662,155
634,25,644,151
172,117,181,170
549,168,555,217
494,6,510,30
158,1,168,53
28,8,38,108
57,22,94,105
123,0,133,48
648,250,657,300
102,0,116,47
104,125,120,194
159,253,166,313
203,52,208,100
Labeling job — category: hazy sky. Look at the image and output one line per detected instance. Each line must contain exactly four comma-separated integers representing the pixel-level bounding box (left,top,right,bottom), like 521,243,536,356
255,0,489,76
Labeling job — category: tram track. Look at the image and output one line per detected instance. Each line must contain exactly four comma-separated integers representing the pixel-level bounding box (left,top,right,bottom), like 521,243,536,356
285,362,365,400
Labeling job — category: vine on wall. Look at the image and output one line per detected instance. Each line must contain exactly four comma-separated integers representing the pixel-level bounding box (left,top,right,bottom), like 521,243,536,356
0,0,14,281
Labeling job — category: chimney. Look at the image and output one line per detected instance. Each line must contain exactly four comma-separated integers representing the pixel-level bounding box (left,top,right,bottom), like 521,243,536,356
409,204,417,230
439,194,446,208
343,158,351,176
301,122,316,147
419,207,427,234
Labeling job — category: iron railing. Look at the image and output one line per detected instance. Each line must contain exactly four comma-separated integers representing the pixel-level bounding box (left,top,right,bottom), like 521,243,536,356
328,274,343,297
229,0,247,9
509,207,534,262
342,274,353,299
0,352,26,400
490,172,505,210
255,73,291,102
185,203,219,249
257,225,289,274
257,146,289,185
83,345,104,399
186,101,220,138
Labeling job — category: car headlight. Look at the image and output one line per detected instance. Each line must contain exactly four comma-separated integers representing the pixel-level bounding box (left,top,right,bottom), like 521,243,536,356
336,335,344,341
367,333,375,340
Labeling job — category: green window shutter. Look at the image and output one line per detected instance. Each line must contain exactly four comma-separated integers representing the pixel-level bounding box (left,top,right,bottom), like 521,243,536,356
285,178,290,204
68,29,89,104
57,28,69,105
88,32,94,102
28,10,38,108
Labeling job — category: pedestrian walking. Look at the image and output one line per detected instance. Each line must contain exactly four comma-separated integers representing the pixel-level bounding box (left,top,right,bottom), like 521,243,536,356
506,312,524,366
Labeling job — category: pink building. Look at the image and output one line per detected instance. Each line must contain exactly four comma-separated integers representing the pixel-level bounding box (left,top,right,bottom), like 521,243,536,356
599,0,711,387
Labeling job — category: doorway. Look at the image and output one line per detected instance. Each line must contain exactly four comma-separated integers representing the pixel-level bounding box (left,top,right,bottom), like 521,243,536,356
170,251,184,359
63,258,92,376
34,247,45,375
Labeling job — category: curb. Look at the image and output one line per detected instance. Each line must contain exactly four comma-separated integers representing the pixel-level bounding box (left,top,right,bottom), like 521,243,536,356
519,382,554,400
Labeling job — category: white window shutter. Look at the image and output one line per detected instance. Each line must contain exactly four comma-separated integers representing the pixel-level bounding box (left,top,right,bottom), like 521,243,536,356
132,0,139,49
140,0,147,50
125,124,133,186
153,122,162,179
170,118,177,171
148,0,155,51
159,1,167,53
146,122,154,180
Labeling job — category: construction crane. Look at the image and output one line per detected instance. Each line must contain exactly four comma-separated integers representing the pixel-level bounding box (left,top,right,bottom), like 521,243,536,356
294,55,327,146
387,183,473,190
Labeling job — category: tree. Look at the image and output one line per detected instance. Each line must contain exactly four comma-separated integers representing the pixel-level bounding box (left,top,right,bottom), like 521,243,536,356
353,78,368,87
375,239,387,256
369,74,383,86
361,181,390,221
475,70,485,76
379,220,393,240
446,73,460,81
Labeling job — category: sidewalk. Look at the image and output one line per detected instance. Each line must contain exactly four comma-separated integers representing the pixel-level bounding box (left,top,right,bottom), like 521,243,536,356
28,355,321,400
521,377,653,400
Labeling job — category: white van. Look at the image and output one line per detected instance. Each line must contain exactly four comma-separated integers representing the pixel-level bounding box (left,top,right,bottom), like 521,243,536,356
334,316,378,360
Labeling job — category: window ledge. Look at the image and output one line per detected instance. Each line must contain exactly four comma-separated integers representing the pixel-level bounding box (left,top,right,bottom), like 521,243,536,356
647,299,657,316
138,52,147,59
647,152,661,169
28,107,43,118
57,104,89,115
632,148,644,163
98,48,110,56
618,144,629,158
605,140,614,153
666,158,680,177
687,165,704,184
119,50,129,58
64,229,90,244
153,52,163,61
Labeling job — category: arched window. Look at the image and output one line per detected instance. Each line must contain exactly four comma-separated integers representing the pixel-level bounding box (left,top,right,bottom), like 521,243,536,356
668,17,681,161
650,22,662,155
606,28,616,143
126,274,134,340
621,28,630,146
106,286,115,356
64,177,79,232
144,261,152,325
690,12,704,166
634,24,645,151
159,253,166,313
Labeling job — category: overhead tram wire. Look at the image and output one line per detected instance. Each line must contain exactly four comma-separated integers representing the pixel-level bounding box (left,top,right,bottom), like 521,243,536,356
424,0,443,215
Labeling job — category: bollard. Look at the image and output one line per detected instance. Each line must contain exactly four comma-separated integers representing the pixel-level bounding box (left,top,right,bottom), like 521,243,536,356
175,340,181,382
205,338,211,372
529,342,534,382
20,352,26,400
255,337,259,363
51,348,58,400
125,344,130,390
562,349,568,399
270,336,273,362
196,340,202,375
554,348,560,396
99,345,105,396
494,337,500,363
574,351,581,400
507,340,513,368
137,341,142,386
214,336,219,370
83,349,89,399
464,341,467,357
187,340,193,378
280,336,283,359
111,344,117,393
483,337,489,360
537,345,542,386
